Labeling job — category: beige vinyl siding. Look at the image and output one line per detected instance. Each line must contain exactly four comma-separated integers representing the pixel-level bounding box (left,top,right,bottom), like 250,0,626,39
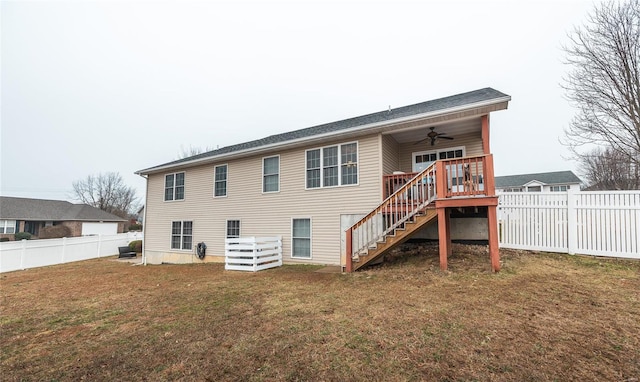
381,135,400,175
397,131,483,172
144,134,383,266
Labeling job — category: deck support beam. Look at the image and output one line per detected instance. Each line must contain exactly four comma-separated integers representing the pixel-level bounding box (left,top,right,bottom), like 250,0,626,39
436,196,500,272
487,205,500,272
437,207,451,271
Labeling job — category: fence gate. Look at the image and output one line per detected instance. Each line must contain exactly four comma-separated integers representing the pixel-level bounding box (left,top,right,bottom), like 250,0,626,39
498,190,639,259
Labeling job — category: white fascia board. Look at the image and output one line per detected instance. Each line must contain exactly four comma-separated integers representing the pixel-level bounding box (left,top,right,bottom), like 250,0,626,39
136,96,511,175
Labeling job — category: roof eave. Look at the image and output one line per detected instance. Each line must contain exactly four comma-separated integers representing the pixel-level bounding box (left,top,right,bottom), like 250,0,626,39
136,95,511,176
1,217,127,222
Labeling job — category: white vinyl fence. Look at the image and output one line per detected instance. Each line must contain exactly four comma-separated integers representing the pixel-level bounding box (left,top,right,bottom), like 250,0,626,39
498,190,639,259
0,232,143,273
225,236,283,272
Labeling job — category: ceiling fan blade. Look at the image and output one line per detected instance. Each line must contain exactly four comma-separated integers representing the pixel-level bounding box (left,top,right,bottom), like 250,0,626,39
413,137,431,145
440,136,454,140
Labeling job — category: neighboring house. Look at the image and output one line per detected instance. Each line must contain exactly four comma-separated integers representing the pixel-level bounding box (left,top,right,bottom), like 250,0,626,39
136,206,145,224
495,171,582,193
136,88,511,272
0,196,127,240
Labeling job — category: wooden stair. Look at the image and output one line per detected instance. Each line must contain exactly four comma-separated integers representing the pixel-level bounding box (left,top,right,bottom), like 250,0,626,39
351,207,438,271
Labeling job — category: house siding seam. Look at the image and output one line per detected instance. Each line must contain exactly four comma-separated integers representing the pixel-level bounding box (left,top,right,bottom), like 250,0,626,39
144,134,383,266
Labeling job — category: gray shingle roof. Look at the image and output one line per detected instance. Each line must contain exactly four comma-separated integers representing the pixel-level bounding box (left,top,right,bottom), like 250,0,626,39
495,171,582,188
138,87,510,174
0,196,126,221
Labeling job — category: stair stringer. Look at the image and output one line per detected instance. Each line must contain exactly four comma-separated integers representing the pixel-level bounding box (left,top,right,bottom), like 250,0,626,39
352,207,438,271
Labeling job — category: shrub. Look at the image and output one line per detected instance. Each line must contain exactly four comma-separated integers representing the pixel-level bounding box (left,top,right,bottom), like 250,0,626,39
0,237,10,242
39,225,72,239
129,240,143,252
128,223,142,231
14,232,32,241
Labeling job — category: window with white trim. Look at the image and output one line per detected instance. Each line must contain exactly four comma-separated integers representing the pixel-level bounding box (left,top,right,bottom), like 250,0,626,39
412,147,465,172
263,156,279,193
550,185,568,192
306,142,358,189
292,218,311,258
0,220,16,234
214,165,227,197
226,220,240,239
171,221,192,250
165,172,185,201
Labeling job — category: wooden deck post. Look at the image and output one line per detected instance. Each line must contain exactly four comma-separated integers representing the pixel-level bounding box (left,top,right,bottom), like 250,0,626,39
435,160,446,199
437,207,451,271
481,115,490,155
487,204,500,272
345,227,353,273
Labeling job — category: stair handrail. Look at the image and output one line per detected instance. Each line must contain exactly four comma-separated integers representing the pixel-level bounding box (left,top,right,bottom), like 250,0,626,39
346,162,438,268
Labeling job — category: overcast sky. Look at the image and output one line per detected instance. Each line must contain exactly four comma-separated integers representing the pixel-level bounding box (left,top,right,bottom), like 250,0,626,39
1,0,596,205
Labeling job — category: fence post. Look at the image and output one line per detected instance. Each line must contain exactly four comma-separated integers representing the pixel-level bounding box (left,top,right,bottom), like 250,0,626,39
61,237,67,263
252,237,257,272
20,239,27,270
97,234,102,258
567,189,577,255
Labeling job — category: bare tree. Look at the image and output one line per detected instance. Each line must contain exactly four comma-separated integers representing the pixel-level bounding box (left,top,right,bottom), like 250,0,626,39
561,0,640,167
580,146,640,190
72,172,138,218
177,144,215,159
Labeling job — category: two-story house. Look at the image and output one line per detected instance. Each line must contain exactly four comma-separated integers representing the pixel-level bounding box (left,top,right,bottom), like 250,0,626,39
136,88,511,272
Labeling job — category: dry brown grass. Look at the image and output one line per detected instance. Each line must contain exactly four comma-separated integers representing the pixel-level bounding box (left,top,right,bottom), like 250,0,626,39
1,244,639,381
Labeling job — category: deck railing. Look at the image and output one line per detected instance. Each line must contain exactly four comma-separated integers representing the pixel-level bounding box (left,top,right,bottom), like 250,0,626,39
382,154,495,199
346,163,438,271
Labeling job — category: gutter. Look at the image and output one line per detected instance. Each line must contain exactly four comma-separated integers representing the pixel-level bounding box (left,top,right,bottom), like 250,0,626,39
136,96,511,175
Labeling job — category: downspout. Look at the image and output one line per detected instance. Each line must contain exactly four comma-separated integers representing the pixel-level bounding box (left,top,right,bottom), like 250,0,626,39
139,174,149,266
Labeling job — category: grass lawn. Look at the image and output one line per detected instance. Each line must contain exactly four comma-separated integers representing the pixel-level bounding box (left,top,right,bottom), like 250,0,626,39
1,243,639,381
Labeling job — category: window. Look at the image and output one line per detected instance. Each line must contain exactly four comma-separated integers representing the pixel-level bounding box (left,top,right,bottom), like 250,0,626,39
415,153,437,164
527,186,542,192
214,165,228,197
171,221,193,250
226,220,240,239
341,143,358,185
550,185,568,192
292,218,311,258
323,146,339,187
263,156,279,193
0,220,16,234
439,149,464,160
165,172,185,201
412,147,465,172
306,150,321,188
306,142,358,189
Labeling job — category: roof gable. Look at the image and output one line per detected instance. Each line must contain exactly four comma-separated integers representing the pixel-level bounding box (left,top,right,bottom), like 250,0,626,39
137,87,510,175
495,171,582,188
0,196,126,222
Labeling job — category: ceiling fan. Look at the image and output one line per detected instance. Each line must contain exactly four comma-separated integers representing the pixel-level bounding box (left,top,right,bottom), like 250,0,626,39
414,127,454,146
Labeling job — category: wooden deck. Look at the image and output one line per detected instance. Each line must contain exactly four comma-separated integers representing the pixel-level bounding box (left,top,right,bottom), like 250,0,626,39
346,154,500,272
